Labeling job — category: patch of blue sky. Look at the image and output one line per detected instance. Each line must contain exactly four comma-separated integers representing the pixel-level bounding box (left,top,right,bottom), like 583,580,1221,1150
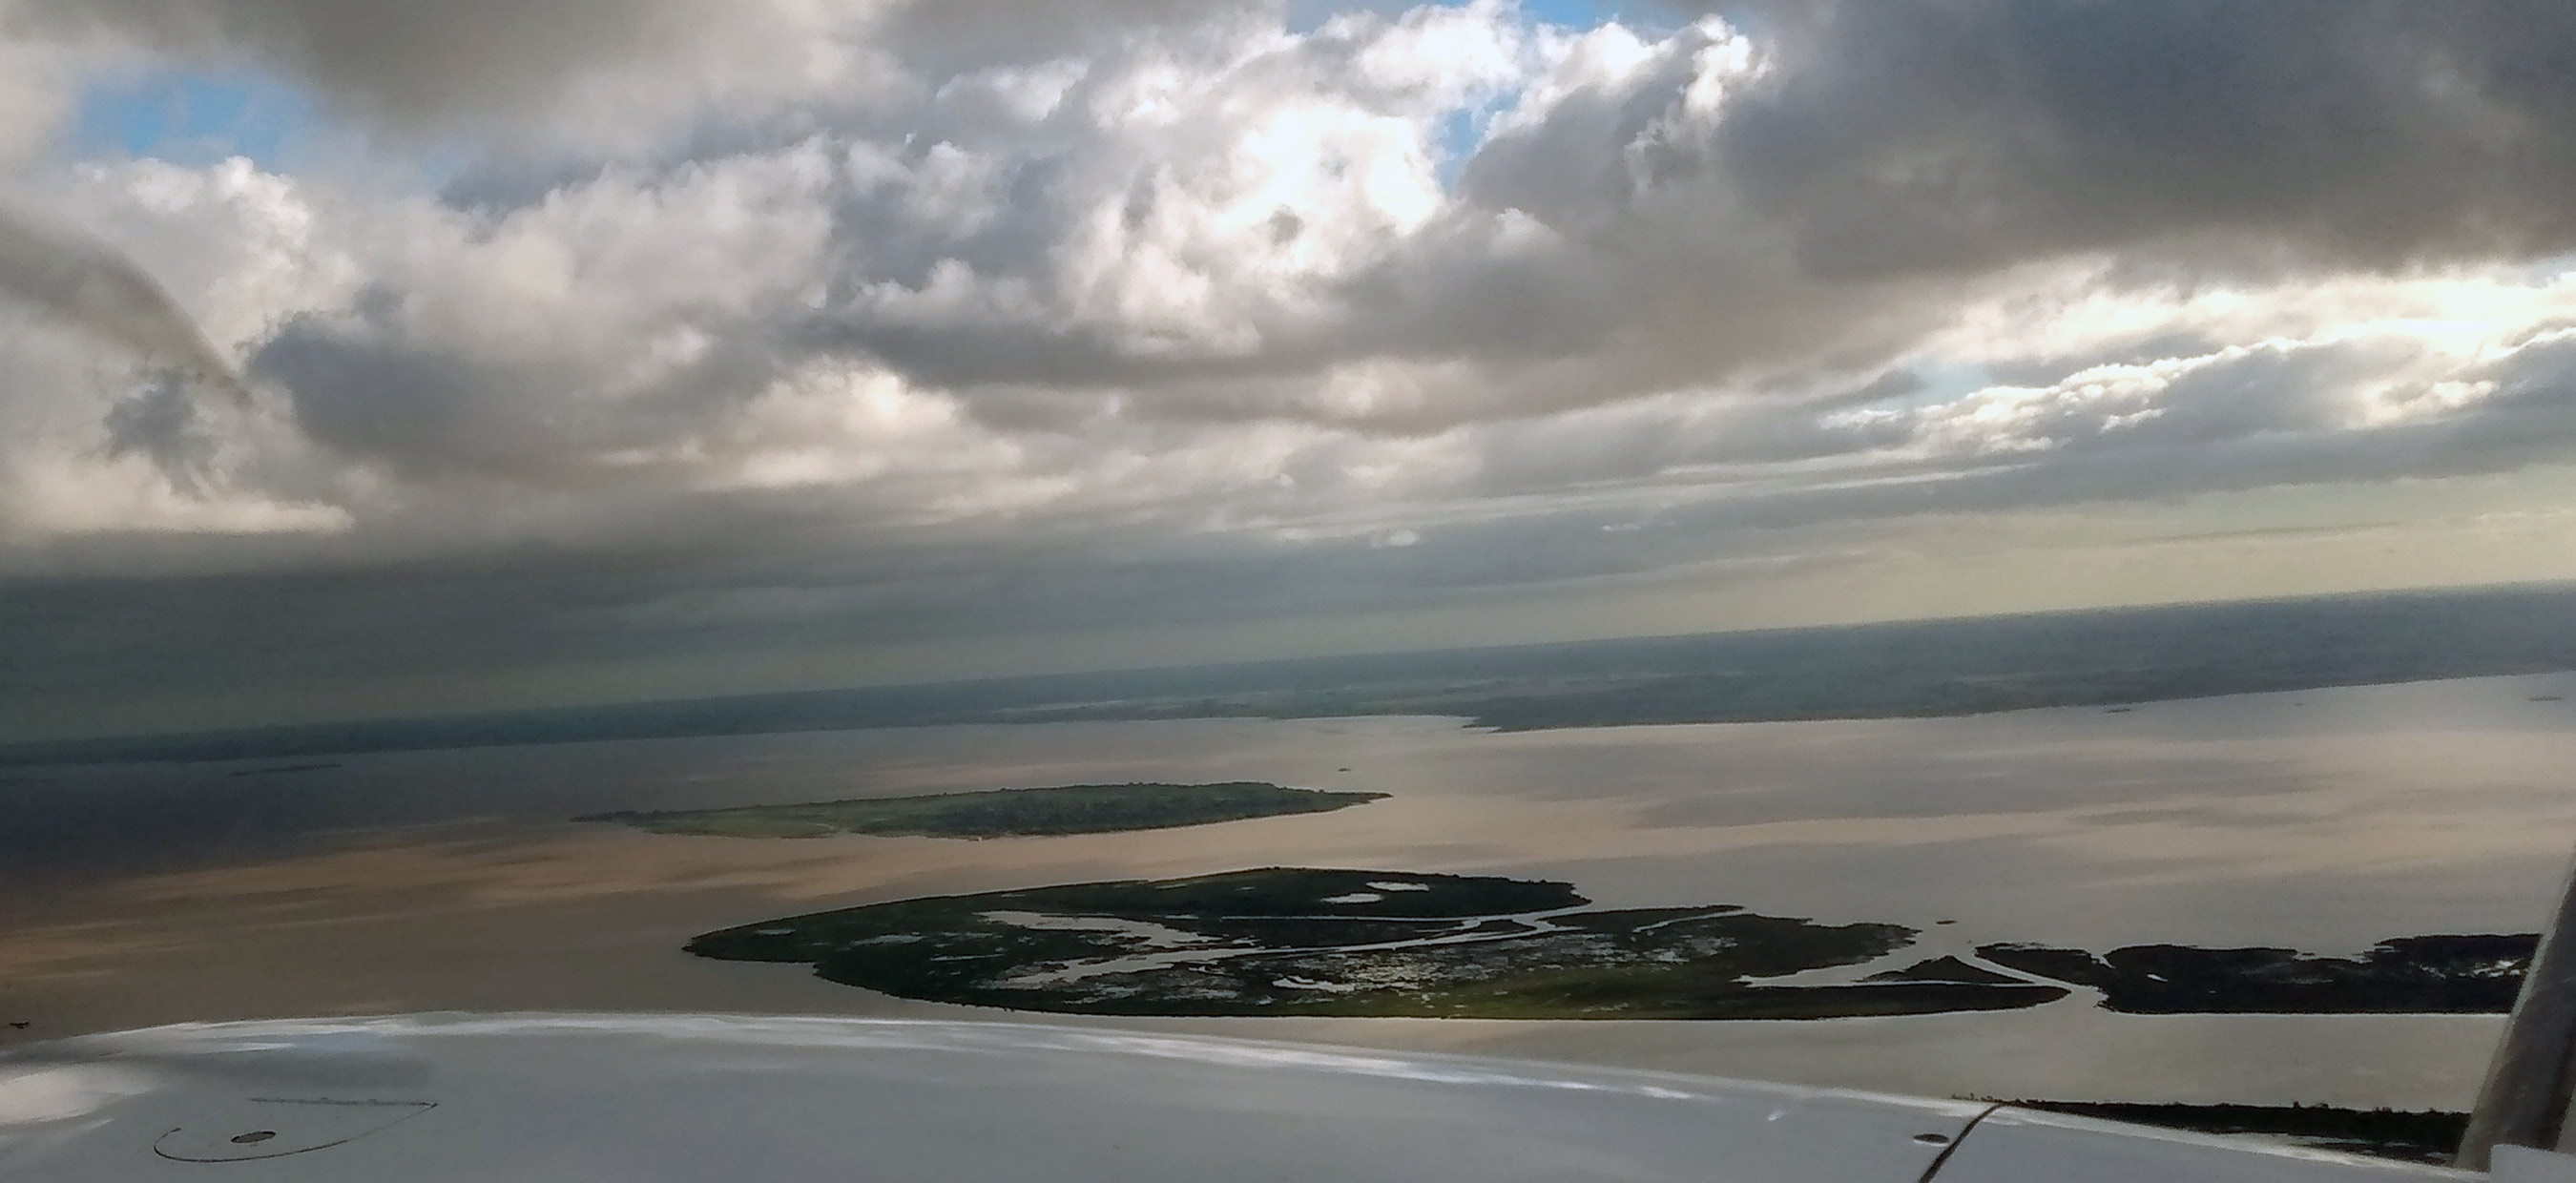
69,70,316,169
1830,362,1999,417
1518,0,1652,34
1392,1,1671,189
1433,100,1507,189
1903,363,2000,408
1288,0,1652,37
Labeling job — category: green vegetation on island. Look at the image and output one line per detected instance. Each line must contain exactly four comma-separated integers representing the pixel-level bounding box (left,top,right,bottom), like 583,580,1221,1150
687,865,2539,1021
686,868,2070,1018
1863,956,2026,986
580,781,1386,839
1978,935,2535,1014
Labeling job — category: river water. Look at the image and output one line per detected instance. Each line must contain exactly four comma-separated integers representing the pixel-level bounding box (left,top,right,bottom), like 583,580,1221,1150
8,672,2576,1108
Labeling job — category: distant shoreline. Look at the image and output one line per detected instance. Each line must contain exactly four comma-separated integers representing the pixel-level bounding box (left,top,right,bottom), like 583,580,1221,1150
580,781,1386,840
2000,1101,2469,1164
10,581,2576,766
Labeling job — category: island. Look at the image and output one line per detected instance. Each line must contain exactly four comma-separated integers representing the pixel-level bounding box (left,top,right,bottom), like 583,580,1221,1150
685,867,2071,1018
1978,935,2534,1013
684,864,2542,1019
2002,1102,2467,1165
579,781,1387,839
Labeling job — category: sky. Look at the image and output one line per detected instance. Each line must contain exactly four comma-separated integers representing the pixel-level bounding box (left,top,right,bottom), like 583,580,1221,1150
8,1,2576,740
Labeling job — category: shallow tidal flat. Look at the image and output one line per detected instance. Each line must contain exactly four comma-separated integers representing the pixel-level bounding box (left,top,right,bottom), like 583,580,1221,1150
9,673,2576,1109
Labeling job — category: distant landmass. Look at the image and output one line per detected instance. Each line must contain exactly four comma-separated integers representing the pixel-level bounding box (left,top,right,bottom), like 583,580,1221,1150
13,581,2576,764
579,781,1385,839
689,867,2538,1021
2001,1102,2468,1165
1979,936,2535,1014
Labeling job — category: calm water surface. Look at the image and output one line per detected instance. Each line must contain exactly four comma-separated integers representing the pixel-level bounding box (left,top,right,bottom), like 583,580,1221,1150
9,672,2576,1107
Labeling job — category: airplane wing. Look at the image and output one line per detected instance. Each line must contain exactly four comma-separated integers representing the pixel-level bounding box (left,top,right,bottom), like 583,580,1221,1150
0,1013,2487,1181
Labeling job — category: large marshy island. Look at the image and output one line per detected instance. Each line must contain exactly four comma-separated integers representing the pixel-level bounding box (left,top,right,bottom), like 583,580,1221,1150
689,868,2540,1021
686,868,2070,1018
582,781,1386,839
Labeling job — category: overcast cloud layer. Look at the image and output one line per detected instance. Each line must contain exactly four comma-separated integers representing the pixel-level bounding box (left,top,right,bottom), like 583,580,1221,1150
8,0,2576,737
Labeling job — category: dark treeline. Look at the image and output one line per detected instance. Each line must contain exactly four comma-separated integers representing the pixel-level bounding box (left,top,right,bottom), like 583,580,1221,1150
2004,1101,2468,1164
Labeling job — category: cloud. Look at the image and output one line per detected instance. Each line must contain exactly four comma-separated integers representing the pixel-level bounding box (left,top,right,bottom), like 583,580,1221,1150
9,2,2576,734
8,0,858,142
0,38,75,165
0,204,248,404
1713,0,2576,276
4,0,1269,155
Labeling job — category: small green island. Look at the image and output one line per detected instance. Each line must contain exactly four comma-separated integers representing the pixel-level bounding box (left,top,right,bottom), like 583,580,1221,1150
686,867,2071,1018
580,781,1386,839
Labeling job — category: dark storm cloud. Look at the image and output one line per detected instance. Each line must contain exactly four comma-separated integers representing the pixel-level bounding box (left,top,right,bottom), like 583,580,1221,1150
250,301,791,481
1714,0,2576,276
0,507,1652,738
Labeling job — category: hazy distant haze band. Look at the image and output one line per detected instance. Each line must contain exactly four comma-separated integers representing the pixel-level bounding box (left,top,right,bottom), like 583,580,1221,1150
9,582,2576,764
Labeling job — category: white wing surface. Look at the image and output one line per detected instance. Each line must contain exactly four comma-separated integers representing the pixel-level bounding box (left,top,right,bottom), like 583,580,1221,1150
0,1014,2479,1181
